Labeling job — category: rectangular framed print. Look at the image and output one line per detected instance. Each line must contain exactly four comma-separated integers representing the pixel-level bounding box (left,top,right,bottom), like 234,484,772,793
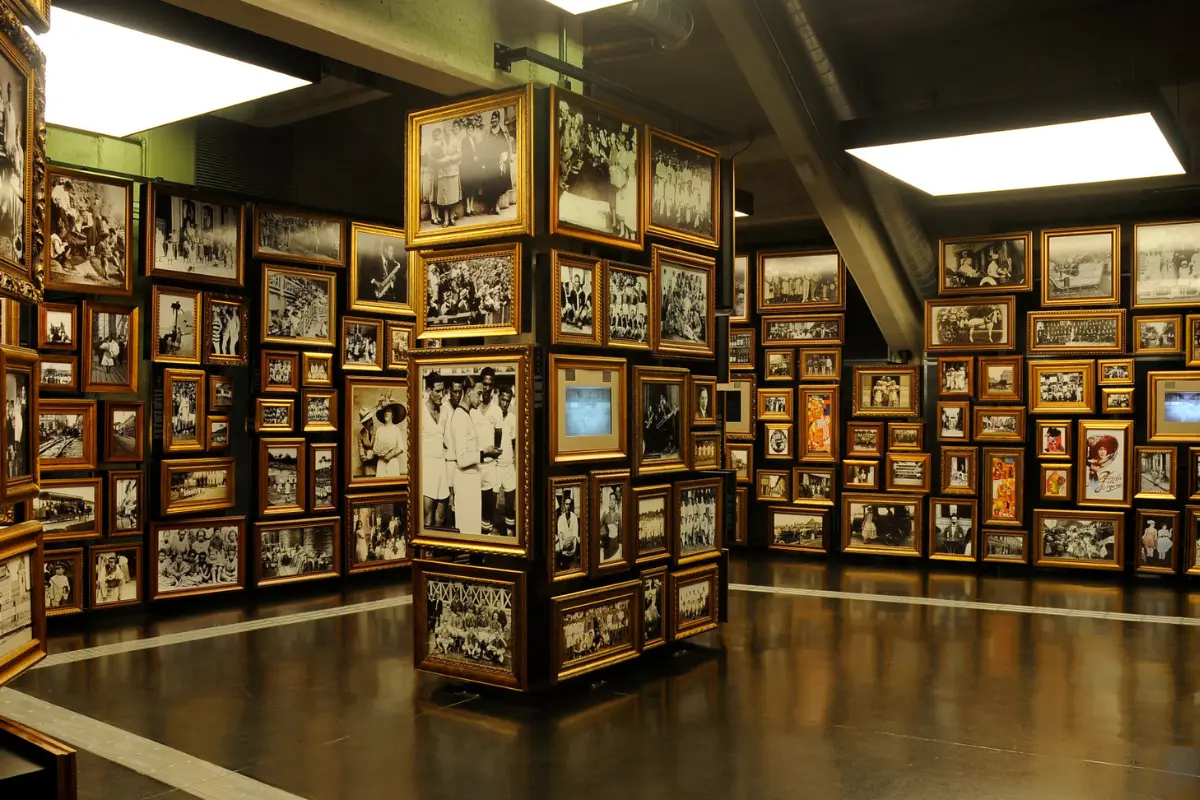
146,183,244,288
589,469,633,578
551,580,640,683
982,447,1023,526
1041,225,1120,306
669,562,718,641
552,250,602,346
1034,509,1124,571
940,446,977,496
34,477,100,542
346,491,411,575
253,206,344,267
90,542,142,611
160,457,235,517
983,530,1028,564
1135,446,1176,501
633,366,688,476
841,493,922,558
1135,509,1179,575
1077,419,1133,508
939,232,1032,294
929,498,977,562
924,296,1016,352
82,301,139,393
1149,371,1200,442
1028,309,1125,355
761,314,843,346
0,345,36,501
1134,314,1182,354
603,260,654,351
46,169,132,296
852,365,920,416
349,222,412,316
1133,220,1200,308
646,128,719,249
254,517,341,587
653,245,715,358
757,250,845,313
43,546,84,618
768,506,828,553
548,476,588,582
415,242,521,341
793,466,834,505
549,355,627,464
151,516,245,600
261,264,336,348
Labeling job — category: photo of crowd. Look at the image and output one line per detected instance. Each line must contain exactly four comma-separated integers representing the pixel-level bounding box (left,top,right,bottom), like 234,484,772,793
555,95,639,242
48,172,127,291
349,496,410,569
650,135,714,239
156,522,241,595
607,268,650,345
1040,517,1118,563
761,253,841,310
259,523,336,581
561,596,633,668
423,251,515,333
1032,317,1119,348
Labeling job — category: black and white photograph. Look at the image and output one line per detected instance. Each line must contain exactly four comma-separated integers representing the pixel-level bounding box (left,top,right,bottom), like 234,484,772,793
758,251,843,313
926,299,1014,350
258,522,338,584
1137,447,1174,498
940,233,1031,293
762,315,843,345
979,411,1019,436
794,468,833,502
642,571,665,646
726,444,750,481
1042,227,1119,305
1137,511,1177,572
1100,361,1132,384
263,442,302,513
636,492,666,556
106,404,140,461
980,359,1019,401
1136,316,1180,353
420,244,519,338
557,258,596,341
931,501,975,558
386,324,412,372
423,573,514,674
210,376,234,409
845,497,919,554
677,578,712,625
1038,513,1120,565
33,481,97,535
0,53,29,280
263,265,335,347
732,255,749,323
1134,221,1200,307
728,329,754,370
255,207,343,266
1030,312,1124,352
888,455,928,491
350,223,410,314
169,377,200,448
149,186,242,286
155,520,242,596
84,304,137,393
596,483,625,566
5,366,28,479
38,408,87,466
757,471,789,501
1104,389,1132,410
640,380,682,465
677,483,718,559
944,452,974,493
47,169,130,293
43,552,79,614
112,473,141,533
93,547,140,608
766,350,794,380
766,424,792,458
939,358,972,395
343,317,382,370
311,446,335,510
552,484,583,577
849,425,881,455
153,287,200,364
845,461,878,489
205,296,247,365
1036,368,1088,405
559,593,634,673
656,252,713,356
264,353,296,392
606,265,651,347
258,401,292,431
770,508,825,550
984,533,1026,561
304,392,334,431
348,494,410,572
209,417,229,449
349,378,409,485
649,130,716,246
553,90,640,245
802,350,839,380
166,462,233,512
40,305,74,348
0,553,31,662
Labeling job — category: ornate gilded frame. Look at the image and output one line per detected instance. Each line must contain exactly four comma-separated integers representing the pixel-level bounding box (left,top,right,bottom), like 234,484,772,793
414,241,522,340
349,221,413,315
145,183,245,288
551,250,603,347
645,127,719,249
150,516,246,600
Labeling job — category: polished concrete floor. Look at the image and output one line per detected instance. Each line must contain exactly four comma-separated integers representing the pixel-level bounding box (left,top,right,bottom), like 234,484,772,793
5,554,1200,799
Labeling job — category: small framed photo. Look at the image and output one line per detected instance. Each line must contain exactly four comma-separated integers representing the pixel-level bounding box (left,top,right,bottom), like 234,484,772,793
1040,464,1072,501
1098,358,1134,385
37,399,97,472
937,401,970,442
590,469,632,577
925,296,1017,352
151,516,245,600
255,517,341,588
1189,508,1200,576
974,406,1025,442
254,206,343,267
691,431,720,470
163,368,206,454
90,543,142,610
603,260,654,351
982,530,1028,564
1028,309,1125,355
1028,359,1095,414
939,232,1033,294
886,452,931,494
1034,509,1124,571
146,184,244,287
887,422,923,452
1101,387,1134,413
978,355,1023,402
633,366,688,476
37,302,76,350
842,493,923,558
1136,509,1179,574
798,385,838,462
799,348,841,382
733,486,749,545
303,352,334,387
982,446,1023,520
160,457,235,517
209,375,234,411
552,250,602,346
940,446,977,496
669,562,719,642
385,321,414,373
757,388,793,421
309,443,338,514
416,242,522,340
259,438,306,517
1077,419,1134,508
929,498,977,562
1188,315,1200,367
728,327,755,371
47,170,133,295
260,350,299,394
1135,315,1182,354
647,128,719,249
1035,419,1071,459
725,442,752,483
1135,446,1176,501
852,365,920,416
764,348,795,382
763,423,793,460
550,355,628,465
761,313,844,346
768,506,828,553
1041,224,1120,307
108,470,144,536
1133,220,1200,308
302,390,337,433
937,356,973,397
731,255,749,325
207,415,230,451
346,491,411,575
847,422,883,457
38,355,77,393
1189,447,1200,501
1148,370,1200,442
691,375,717,427
757,250,845,313
82,301,139,394
844,460,879,490
0,346,35,501
255,397,294,433
151,286,202,365
43,547,84,617
548,476,588,582
349,222,412,316
34,477,101,542
632,483,670,565
550,580,641,684
262,264,336,348
756,469,790,502
792,466,834,505
203,294,248,366
342,316,384,372
673,477,722,567
642,565,669,650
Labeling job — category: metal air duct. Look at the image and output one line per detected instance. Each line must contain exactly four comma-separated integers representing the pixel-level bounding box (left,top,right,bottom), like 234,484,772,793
616,0,695,50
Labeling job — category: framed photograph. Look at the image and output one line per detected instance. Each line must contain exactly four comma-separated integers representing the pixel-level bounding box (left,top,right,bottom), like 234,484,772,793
647,128,719,248
345,376,409,489
792,466,834,505
757,388,793,422
407,86,532,248
1188,316,1200,366
841,493,923,558
303,352,334,387
691,375,717,427
254,518,341,587
261,264,336,348
1028,309,1125,355
852,365,920,416
349,222,411,316
733,486,749,545
415,241,521,340
654,245,715,358
37,302,75,350
925,296,1016,352
1098,358,1134,385
309,443,337,513
1028,359,1095,414
1184,448,1200,500
151,517,244,600
844,460,879,490
346,491,410,575
1041,225,1120,306
757,250,845,313
384,321,414,373
674,477,721,566
725,442,752,483
940,446,977,496
929,498,977,562
1035,419,1071,459
146,183,243,287
691,431,720,470
341,316,384,372
551,580,641,684
939,232,1032,294
761,314,844,346
982,530,1028,564
1135,446,1176,500
302,390,337,433
764,348,795,382
1101,387,1134,414
669,562,719,641
261,350,299,394
1034,509,1124,570
548,476,588,581
603,260,653,351
764,423,793,460
549,355,627,464
938,400,970,442
728,327,755,371
974,406,1025,442
36,399,96,472
90,543,141,611
1148,371,1200,442
590,469,631,577
255,398,294,433
769,506,828,553
886,452,931,493
1134,509,1179,574
551,250,601,347
847,422,883,457
254,206,343,267
551,87,642,249
34,477,101,542
937,357,973,397
46,169,132,295
412,347,531,557
163,368,205,454
160,457,235,517
259,438,305,516
887,422,923,452
1077,419,1133,508
207,415,230,451
81,301,138,394
0,14,41,302
108,470,143,536
1134,315,1182,354
43,547,83,618
1133,220,1200,308
202,294,248,366
982,447,1023,526
0,345,36,500
641,565,668,650
756,469,790,502
151,286,201,365
723,376,756,440
799,348,840,382
1187,508,1200,576
633,366,687,476
978,356,1023,402
632,483,670,565
1040,464,1072,501
208,375,233,411
799,386,838,462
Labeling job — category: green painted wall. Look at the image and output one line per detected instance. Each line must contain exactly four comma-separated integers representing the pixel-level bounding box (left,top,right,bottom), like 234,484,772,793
46,119,198,183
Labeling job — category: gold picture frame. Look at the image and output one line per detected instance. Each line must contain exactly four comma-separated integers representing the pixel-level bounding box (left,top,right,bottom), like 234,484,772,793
550,580,641,684
887,422,923,452
37,302,75,350
763,422,794,460
590,469,633,578
150,516,246,600
1077,419,1133,508
349,222,413,316
691,430,720,470
385,321,414,373
799,348,841,382
309,442,338,514
301,389,337,433
767,506,828,554
847,422,883,457
254,517,342,588
1027,309,1126,355
0,11,42,305
723,376,755,440
977,355,1023,402
653,244,715,359
43,546,84,617
261,264,336,348
37,354,75,393
974,406,1025,442
1035,419,1071,459
938,232,1033,294
260,350,299,394
843,460,879,490
344,490,411,574
929,498,978,563
0,345,36,501
107,470,143,537
1028,359,1095,414
924,296,1017,352
207,415,230,451
764,349,796,382
1033,508,1124,571
851,364,920,417
756,249,845,314
34,477,100,542
341,315,385,372
632,483,670,566
798,385,838,462
1134,509,1179,575
414,241,522,340
89,542,143,610
645,127,720,249
303,351,333,387
1040,463,1072,501
202,294,248,366
150,285,202,365
937,400,970,442
886,452,931,494
1135,446,1176,501
1098,358,1134,385
208,375,233,411
982,529,1028,564
756,387,793,422
345,375,409,490
81,301,139,394
1134,314,1182,354
1132,219,1200,308
784,463,829,505
1186,507,1200,576
1187,315,1200,366
549,354,627,464
602,259,654,351
691,375,717,427
255,398,294,433
725,442,752,484
841,493,923,558
755,469,791,502
727,327,756,371
633,365,689,476
36,398,95,472
160,457,235,517
731,255,749,325
103,400,143,463
936,356,973,397
551,250,603,347
1040,224,1121,307
162,368,206,454
1101,387,1134,414
982,447,1023,526
259,438,306,517
548,476,588,582
145,183,245,288
668,562,719,641
253,205,344,267
1148,371,1200,442
761,313,844,346
673,476,722,567
939,446,977,496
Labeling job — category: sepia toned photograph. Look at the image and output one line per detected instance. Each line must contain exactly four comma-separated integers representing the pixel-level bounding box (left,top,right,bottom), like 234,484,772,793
604,260,653,350
1136,446,1176,500
848,422,883,457
1034,509,1124,570
152,517,244,599
591,471,631,577
46,169,132,294
262,264,336,347
1,347,34,497
670,563,719,641
552,251,601,346
939,232,1032,294
764,423,793,460
842,493,922,557
347,492,410,574
1041,225,1120,306
844,459,879,490
161,458,235,517
256,398,294,433
385,322,413,373
761,313,844,346
978,355,1022,402
929,499,976,561
147,184,243,287
34,478,100,540
983,447,1023,526
37,399,96,472
692,375,717,427
255,518,340,587
793,466,835,505
925,297,1016,351
92,544,141,610
39,357,76,394
152,286,201,365
342,316,383,372
109,470,143,536
1101,387,1134,413
350,222,411,315
1133,220,1200,308
82,302,138,394
938,400,969,442
260,439,305,516
208,416,229,451
1029,359,1095,414
204,294,247,366
974,406,1025,442
552,582,639,683
43,547,83,617
1028,309,1126,355
38,302,75,350
254,206,343,267
983,530,1027,564
756,470,790,502
642,566,667,650
347,376,408,487
103,401,143,463
888,422,923,452
765,348,795,381
728,328,755,371
655,245,714,358
417,242,521,340
852,365,920,416
692,431,719,470
725,442,752,483
757,250,844,313
769,507,827,553
940,446,977,496
647,129,718,248
886,452,931,493
164,369,205,454
1135,315,1181,354
632,485,669,564
1099,358,1134,385
634,366,687,476
302,390,336,434
674,478,721,566
309,443,337,513
732,254,749,324
937,356,973,397
209,375,234,411
549,477,587,581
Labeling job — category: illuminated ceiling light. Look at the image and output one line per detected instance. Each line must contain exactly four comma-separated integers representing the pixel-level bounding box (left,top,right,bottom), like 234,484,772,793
34,9,311,138
846,112,1186,196
543,0,634,14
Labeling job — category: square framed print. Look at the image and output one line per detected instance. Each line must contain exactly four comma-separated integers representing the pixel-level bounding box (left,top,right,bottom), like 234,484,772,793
982,447,1023,526
207,415,230,451
548,476,588,582
852,365,920,416
309,443,338,514
145,183,244,288
46,169,132,296
632,483,670,565
641,565,668,650
82,301,139,394
349,222,412,316
258,438,306,517
416,241,522,340
254,517,341,588
1135,509,1179,574
1028,309,1125,355
764,348,795,382
37,399,96,472
974,406,1025,442
731,254,749,324
728,327,755,371
1041,225,1120,306
551,250,602,346
691,431,720,470
255,398,294,433
303,351,334,387
938,232,1033,294
792,466,834,505
108,470,143,537
163,368,206,454
843,460,879,491
977,355,1023,402
1028,359,1095,414
763,423,793,460
301,389,337,433
549,354,627,465
886,452,931,494
1133,220,1200,308
673,477,722,566
669,562,719,642
43,546,84,618
346,376,409,489
90,542,142,611
887,422,923,452
550,580,641,684
385,321,414,373
761,314,844,346
1040,464,1071,502
38,354,76,393
799,386,838,462
37,302,75,350
160,457,235,517
841,493,923,558
929,498,977,562
924,296,1017,352
768,506,828,554
938,400,970,442
34,477,101,542
647,128,719,249
1035,419,1071,459
633,366,688,476
603,260,654,351
253,206,344,267
346,491,411,575
261,350,299,394
1134,314,1182,354
341,316,384,372
799,348,840,382
151,516,245,600
1034,509,1124,571
756,469,790,502
1078,419,1133,508
1101,387,1134,414
757,249,845,314
982,530,1028,564
654,245,715,358
208,375,233,411
151,286,202,365
723,376,755,440
0,345,36,501
756,388,792,422
937,356,973,397
203,294,248,366
1148,371,1200,441
940,446,977,496
691,375,717,427
1135,446,1176,501
1098,358,1134,385
261,264,336,348
590,469,632,578
725,442,752,484
847,422,884,457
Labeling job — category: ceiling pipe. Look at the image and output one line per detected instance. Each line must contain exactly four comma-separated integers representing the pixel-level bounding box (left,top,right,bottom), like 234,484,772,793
613,0,695,50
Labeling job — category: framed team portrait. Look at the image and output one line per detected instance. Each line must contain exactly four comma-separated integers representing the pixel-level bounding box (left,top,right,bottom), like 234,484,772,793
385,322,414,373
847,422,883,458
1041,224,1120,306
1135,446,1176,501
103,400,142,463
1040,463,1072,501
632,483,670,565
940,446,977,496
886,452,931,494
978,355,1023,402
852,365,920,416
654,245,715,358
208,375,233,411
258,438,306,517
37,302,75,350
929,498,977,562
1028,309,1125,355
1148,371,1200,442
36,398,95,473
938,232,1033,294
603,259,653,351
309,443,337,513
345,376,409,488
81,302,138,394
924,296,1016,352
407,86,533,248
669,562,719,642
90,542,142,611
253,206,343,267
588,469,633,579
1098,358,1134,385
34,477,100,542
1034,508,1124,571
551,250,602,347
725,442,752,484
551,87,643,250
691,375,717,427
346,491,411,575
341,316,384,372
728,327,755,371
792,465,834,506
1028,359,1095,414
151,516,245,600
1078,419,1133,508
723,376,756,440
0,16,41,305
159,457,235,517
646,128,719,249
301,390,337,434
937,400,970,442
107,470,143,537
46,169,132,295
761,313,844,346
145,183,244,288
548,476,588,582
800,348,841,382
974,406,1025,443
254,517,341,588
673,476,722,566
799,385,838,462
203,294,248,366
841,493,923,558
162,368,205,454
260,350,299,395
983,530,1028,564
755,469,790,503
43,546,84,618
1134,314,1182,354
757,249,845,314
38,354,76,393
550,580,641,684
633,366,688,476
982,447,1023,526
255,398,294,433
549,354,627,464
349,222,411,316
1035,419,1071,459
768,506,828,554
763,423,793,460
1101,387,1134,414
691,430,720,470
756,387,793,422
888,422,923,452
843,460,879,491
937,356,973,397
1135,509,1179,575
411,347,531,558
261,264,336,348
0,345,36,500
303,351,333,387
151,285,202,365
415,241,521,340
1133,220,1200,308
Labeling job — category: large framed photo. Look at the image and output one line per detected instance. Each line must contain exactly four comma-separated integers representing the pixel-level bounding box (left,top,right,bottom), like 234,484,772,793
46,168,132,295
0,16,41,305
416,241,521,340
633,366,687,476
163,368,205,454
90,542,142,611
1028,309,1125,355
551,581,640,684
1034,509,1124,570
938,401,970,442
603,260,653,350
1134,314,1182,354
346,491,411,575
108,470,143,537
406,86,532,248
982,447,1023,526
929,498,977,562
1041,225,1120,306
345,376,408,488
551,87,643,250
413,560,527,690
37,398,95,472
549,354,627,464
757,250,845,314
673,477,722,566
939,232,1033,294
548,476,588,582
262,264,336,347
799,385,838,462
254,517,340,588
203,294,248,366
647,128,719,249
924,296,1016,352
851,365,920,417
146,184,243,287
151,286,201,365
254,206,343,267
654,245,715,358
341,316,384,372
151,516,245,600
1078,419,1133,508
255,398,294,433
43,547,83,618
34,477,100,542
411,347,531,557
841,493,922,557
552,250,601,346
160,457,235,517
590,469,632,577
761,314,844,346
349,222,411,316
81,301,138,394
768,506,828,554
1029,359,1095,414
1135,509,1179,575
0,345,36,501
1149,371,1200,442
1133,220,1200,308
669,562,718,642
974,405,1025,442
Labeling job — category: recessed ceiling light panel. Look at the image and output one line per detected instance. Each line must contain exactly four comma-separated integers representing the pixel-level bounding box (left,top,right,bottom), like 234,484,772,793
543,0,633,14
